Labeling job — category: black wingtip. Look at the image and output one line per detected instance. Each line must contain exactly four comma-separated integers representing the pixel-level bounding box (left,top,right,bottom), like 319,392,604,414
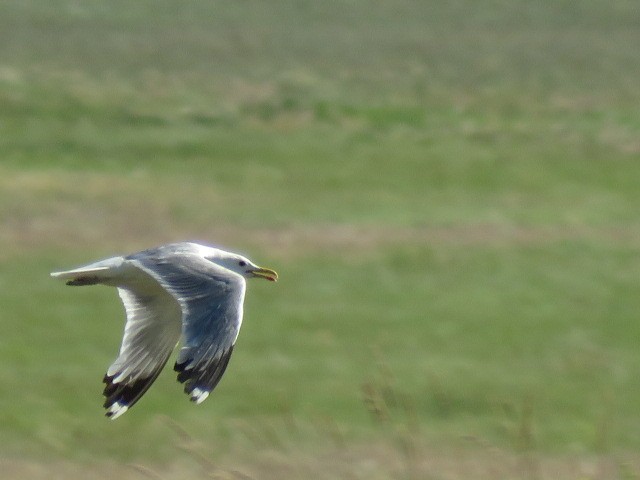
174,362,192,384
101,354,173,417
173,346,235,398
102,371,160,414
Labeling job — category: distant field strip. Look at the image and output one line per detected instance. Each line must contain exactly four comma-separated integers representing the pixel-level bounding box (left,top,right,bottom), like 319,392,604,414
4,217,640,258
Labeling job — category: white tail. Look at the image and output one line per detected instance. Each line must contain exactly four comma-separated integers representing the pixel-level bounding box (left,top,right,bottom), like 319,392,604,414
50,256,125,286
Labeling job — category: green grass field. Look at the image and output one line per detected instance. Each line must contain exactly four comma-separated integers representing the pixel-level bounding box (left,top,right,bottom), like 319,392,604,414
2,1,640,478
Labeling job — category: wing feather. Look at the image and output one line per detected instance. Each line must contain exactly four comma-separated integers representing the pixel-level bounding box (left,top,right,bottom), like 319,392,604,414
131,250,245,404
103,275,182,419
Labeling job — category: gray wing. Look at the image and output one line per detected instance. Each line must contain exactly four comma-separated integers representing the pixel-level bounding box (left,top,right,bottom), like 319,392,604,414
131,250,245,404
103,269,183,419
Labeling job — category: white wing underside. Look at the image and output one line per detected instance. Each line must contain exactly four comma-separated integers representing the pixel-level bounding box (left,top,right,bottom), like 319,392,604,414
110,287,182,381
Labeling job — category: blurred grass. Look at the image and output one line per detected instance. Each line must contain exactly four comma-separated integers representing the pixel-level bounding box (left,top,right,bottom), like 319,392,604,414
1,0,640,478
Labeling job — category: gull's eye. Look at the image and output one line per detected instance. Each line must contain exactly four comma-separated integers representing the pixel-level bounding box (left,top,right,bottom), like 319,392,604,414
239,260,247,267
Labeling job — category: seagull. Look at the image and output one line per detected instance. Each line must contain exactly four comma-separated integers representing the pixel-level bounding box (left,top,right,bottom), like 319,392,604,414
51,242,278,419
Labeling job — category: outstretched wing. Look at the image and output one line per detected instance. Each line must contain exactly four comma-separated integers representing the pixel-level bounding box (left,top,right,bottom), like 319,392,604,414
103,271,183,419
131,251,245,405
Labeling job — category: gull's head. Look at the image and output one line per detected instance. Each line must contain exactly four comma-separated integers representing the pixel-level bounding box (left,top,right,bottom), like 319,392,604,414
203,247,278,282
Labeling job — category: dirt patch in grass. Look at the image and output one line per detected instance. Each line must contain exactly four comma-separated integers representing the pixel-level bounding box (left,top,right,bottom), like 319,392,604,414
4,216,639,261
242,223,640,258
2,168,639,259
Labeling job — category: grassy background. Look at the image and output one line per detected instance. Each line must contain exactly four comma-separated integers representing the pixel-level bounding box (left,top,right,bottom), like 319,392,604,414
1,1,640,478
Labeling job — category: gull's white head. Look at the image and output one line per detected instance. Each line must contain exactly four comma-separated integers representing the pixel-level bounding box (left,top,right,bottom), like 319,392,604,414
199,245,278,281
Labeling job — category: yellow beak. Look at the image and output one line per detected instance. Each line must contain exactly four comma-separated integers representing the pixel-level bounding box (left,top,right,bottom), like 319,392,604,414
250,267,278,282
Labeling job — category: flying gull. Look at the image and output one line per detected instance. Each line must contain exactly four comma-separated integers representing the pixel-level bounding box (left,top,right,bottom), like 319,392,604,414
51,242,278,419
